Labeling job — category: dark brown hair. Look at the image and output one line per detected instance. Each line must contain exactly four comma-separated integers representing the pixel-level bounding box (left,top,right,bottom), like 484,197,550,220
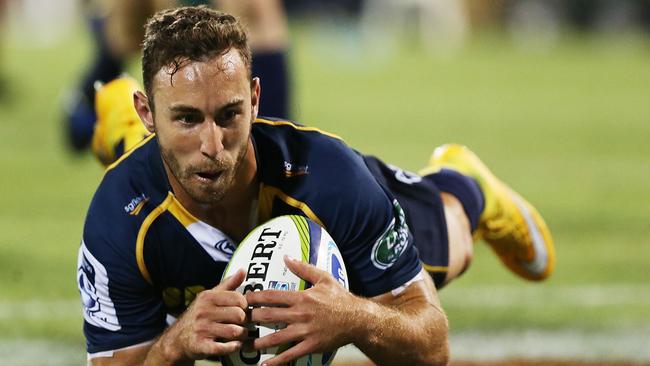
142,6,251,104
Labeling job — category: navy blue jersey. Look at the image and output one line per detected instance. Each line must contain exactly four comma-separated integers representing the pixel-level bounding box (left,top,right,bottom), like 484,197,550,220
77,118,447,354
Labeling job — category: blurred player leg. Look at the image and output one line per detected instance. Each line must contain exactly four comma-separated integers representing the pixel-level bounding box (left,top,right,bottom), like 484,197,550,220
216,0,291,118
64,0,170,152
64,4,125,151
422,144,555,281
92,76,150,166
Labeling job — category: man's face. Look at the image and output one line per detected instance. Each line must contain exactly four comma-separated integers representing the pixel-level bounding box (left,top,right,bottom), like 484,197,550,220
147,49,259,204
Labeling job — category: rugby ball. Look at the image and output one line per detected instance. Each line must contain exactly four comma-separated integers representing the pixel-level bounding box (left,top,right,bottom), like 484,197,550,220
221,215,349,366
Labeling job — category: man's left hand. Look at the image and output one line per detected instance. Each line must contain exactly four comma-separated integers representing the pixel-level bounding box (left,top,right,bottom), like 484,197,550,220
245,255,358,366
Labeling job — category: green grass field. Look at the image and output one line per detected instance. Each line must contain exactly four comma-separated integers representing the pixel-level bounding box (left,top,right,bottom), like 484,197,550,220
1,19,649,364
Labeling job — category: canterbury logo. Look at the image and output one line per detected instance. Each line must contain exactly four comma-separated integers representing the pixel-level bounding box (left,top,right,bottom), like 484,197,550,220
124,193,149,216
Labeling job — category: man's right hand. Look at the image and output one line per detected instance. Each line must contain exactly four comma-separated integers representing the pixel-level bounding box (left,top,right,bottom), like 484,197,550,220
161,269,249,361
91,269,249,366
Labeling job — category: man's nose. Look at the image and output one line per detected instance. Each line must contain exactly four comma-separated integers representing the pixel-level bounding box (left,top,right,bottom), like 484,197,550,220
200,121,224,159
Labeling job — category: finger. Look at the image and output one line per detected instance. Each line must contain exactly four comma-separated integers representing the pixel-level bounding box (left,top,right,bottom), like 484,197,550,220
284,255,326,284
246,289,299,307
198,289,247,311
201,339,243,357
209,306,248,325
253,324,303,350
262,340,313,366
216,269,246,291
209,323,248,342
251,306,302,325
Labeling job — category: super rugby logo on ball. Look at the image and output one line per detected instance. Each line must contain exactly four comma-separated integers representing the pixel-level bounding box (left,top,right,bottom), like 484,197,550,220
222,215,349,366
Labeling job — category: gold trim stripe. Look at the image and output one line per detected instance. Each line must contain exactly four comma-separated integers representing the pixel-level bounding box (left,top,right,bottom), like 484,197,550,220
254,118,343,141
105,134,155,173
136,192,174,284
258,184,325,228
423,263,448,273
167,197,199,227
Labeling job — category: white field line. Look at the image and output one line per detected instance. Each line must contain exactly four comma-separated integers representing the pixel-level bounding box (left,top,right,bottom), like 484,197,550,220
0,339,85,366
448,329,650,362
336,328,650,364
335,328,650,363
0,299,80,319
2,331,650,366
439,284,650,307
1,285,649,363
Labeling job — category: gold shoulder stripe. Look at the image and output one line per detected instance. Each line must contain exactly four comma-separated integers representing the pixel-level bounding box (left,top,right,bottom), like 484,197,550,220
105,133,155,173
136,192,174,284
168,197,199,227
422,263,448,273
258,184,325,228
254,118,343,141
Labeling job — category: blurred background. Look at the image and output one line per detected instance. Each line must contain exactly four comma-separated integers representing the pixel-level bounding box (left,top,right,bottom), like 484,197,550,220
1,0,649,365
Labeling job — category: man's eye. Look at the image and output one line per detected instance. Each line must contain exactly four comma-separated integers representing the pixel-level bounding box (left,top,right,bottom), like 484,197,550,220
177,114,202,124
219,110,240,125
224,110,239,121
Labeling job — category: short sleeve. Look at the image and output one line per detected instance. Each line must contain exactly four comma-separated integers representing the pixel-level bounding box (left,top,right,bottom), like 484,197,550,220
77,236,166,354
307,143,423,297
334,177,423,298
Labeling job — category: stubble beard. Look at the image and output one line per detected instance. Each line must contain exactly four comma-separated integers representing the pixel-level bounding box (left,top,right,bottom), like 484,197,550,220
161,139,249,205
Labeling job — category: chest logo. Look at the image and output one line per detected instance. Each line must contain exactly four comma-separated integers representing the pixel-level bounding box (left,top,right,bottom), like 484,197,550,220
214,238,236,255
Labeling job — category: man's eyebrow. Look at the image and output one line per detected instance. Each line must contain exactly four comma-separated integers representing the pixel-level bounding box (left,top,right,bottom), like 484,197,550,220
168,99,245,113
169,105,200,113
221,99,245,109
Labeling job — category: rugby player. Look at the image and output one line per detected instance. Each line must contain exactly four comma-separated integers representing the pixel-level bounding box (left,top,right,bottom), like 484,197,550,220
77,6,555,366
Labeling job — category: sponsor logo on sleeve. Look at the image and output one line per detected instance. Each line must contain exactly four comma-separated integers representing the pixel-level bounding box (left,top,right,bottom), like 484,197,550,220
124,193,149,216
371,200,410,270
77,241,121,331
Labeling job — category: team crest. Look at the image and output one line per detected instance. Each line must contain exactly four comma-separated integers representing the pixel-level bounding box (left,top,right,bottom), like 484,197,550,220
371,200,410,269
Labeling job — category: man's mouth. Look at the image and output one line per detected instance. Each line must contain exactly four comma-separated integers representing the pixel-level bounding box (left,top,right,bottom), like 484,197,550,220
195,170,223,182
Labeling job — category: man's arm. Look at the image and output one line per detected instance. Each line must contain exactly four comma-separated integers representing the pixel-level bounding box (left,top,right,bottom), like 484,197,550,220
360,269,449,366
247,257,449,366
89,270,249,366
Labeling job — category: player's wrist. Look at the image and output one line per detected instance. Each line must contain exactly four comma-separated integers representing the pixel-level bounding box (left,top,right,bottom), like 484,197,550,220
151,324,190,364
345,295,383,348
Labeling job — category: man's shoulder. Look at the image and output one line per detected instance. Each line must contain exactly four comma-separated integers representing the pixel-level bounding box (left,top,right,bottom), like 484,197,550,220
252,117,365,186
252,117,394,247
84,135,169,255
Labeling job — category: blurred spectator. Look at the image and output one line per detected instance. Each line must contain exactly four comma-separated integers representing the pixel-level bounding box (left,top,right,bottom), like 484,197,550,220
64,0,291,152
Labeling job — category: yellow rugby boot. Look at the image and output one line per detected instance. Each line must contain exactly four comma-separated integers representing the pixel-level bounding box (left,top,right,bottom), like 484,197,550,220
92,76,150,166
420,144,555,281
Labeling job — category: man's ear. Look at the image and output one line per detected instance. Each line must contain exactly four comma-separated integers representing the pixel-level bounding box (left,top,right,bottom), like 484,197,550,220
250,77,261,121
134,91,155,133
